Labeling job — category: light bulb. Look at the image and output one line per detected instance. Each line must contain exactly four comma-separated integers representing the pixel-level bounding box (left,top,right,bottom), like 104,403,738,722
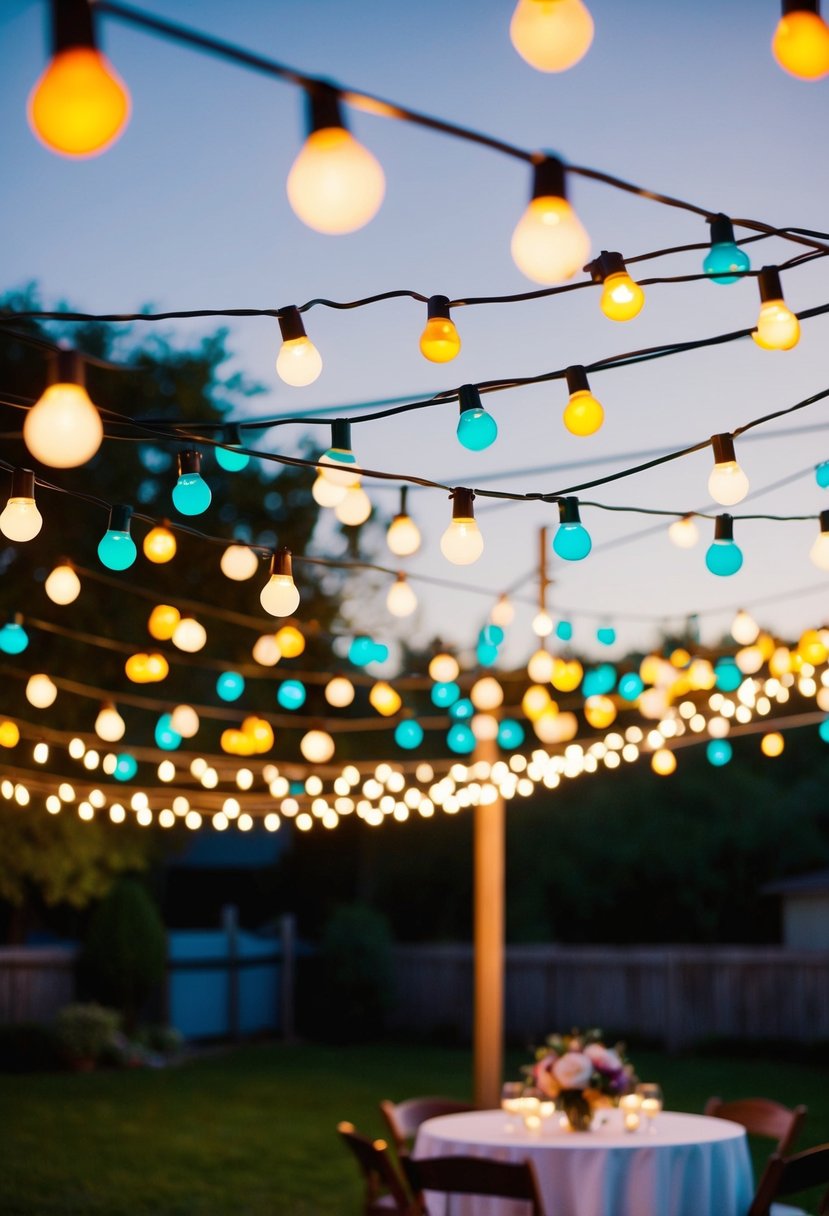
215,424,250,472
563,365,604,436
810,510,829,569
170,705,199,739
148,604,180,641
668,515,699,549
387,574,417,618
95,703,125,742
98,505,137,571
491,594,515,628
0,620,29,655
23,350,102,467
532,610,554,638
172,450,212,515
143,525,177,563
470,677,504,711
752,266,800,350
440,488,484,565
429,653,460,683
276,625,305,657
312,475,348,508
275,306,323,387
651,749,677,776
300,730,335,763
456,384,498,451
319,419,359,487
27,673,57,708
336,486,372,526
395,720,424,750
731,609,760,645
0,469,43,542
509,0,594,71
171,617,206,652
705,515,744,576
553,497,591,561
703,214,751,284
772,2,829,79
221,544,259,581
387,488,421,556
590,251,645,321
325,677,355,708
286,84,384,233
708,434,749,506
260,548,300,617
45,563,80,605
28,0,130,157
420,295,461,362
369,682,402,717
511,155,590,284
816,461,829,489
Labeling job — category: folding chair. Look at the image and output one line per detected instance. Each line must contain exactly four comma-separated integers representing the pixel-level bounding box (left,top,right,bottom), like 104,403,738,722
337,1121,414,1215
379,1097,475,1157
403,1153,545,1215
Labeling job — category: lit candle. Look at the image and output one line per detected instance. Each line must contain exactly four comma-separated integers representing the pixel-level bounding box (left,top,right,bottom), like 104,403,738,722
641,1098,661,1118
623,1111,640,1132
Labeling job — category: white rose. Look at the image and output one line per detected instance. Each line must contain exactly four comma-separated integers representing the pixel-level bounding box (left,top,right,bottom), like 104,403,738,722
585,1044,622,1073
552,1051,593,1090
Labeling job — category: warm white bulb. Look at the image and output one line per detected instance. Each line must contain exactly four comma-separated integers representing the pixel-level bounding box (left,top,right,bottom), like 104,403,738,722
470,677,504,710
527,648,555,682
731,610,760,646
220,544,259,581
27,673,57,708
276,336,323,387
668,517,699,549
312,474,348,507
300,729,335,763
45,564,81,604
386,576,418,618
708,461,749,506
325,677,355,707
510,0,594,72
95,705,125,742
532,610,554,638
511,196,590,284
471,713,499,741
811,531,829,571
260,574,301,617
172,618,207,652
0,496,43,542
287,127,385,234
252,634,281,666
386,513,421,557
491,595,515,628
23,383,103,467
319,450,360,488
335,486,372,526
429,654,460,682
440,517,484,565
170,704,200,738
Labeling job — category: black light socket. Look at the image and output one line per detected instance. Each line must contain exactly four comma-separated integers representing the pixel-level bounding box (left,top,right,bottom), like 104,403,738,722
178,450,202,476
558,496,582,525
714,514,734,542
711,433,737,464
782,0,819,14
588,251,626,284
49,349,84,388
458,384,482,417
758,266,784,303
270,547,293,578
427,295,452,320
451,488,475,519
277,306,308,343
565,365,590,395
109,504,133,534
709,213,737,246
397,486,409,516
223,424,242,446
51,0,96,55
305,82,345,134
530,155,567,201
10,469,36,500
819,509,829,534
331,419,352,451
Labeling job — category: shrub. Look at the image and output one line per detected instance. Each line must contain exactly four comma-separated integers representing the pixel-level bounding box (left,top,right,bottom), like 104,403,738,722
80,877,166,1028
55,1003,120,1065
319,903,394,1042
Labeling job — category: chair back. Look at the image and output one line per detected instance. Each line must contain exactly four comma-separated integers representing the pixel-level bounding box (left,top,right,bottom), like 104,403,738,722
337,1122,414,1215
379,1097,475,1156
403,1154,545,1215
748,1142,829,1216
704,1096,807,1155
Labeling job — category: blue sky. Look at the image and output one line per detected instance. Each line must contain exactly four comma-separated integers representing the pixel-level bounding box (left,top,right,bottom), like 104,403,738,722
2,0,828,667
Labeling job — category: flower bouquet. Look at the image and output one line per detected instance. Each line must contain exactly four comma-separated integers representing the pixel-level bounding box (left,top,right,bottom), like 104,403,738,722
523,1027,636,1131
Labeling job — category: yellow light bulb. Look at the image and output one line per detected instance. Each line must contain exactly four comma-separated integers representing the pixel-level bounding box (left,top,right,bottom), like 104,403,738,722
509,0,595,72
143,525,177,563
45,564,81,605
600,272,645,321
584,695,616,729
369,682,402,717
651,748,677,776
752,300,801,350
276,336,323,387
0,721,21,748
522,684,552,720
563,389,604,436
24,382,103,468
387,512,421,557
275,625,305,657
420,298,462,362
551,658,583,692
511,195,590,284
28,46,130,157
761,732,785,757
772,8,829,79
148,604,180,641
287,127,385,234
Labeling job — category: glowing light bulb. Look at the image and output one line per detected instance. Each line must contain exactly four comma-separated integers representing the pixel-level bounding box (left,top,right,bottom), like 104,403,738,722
563,365,604,436
143,525,177,564
276,625,305,657
590,251,644,321
95,702,125,742
708,434,749,506
215,423,250,472
148,604,180,641
651,748,677,776
312,475,348,508
440,488,484,565
705,514,744,576
170,705,199,738
810,510,829,569
761,731,785,757
336,486,372,526
287,84,384,233
220,544,260,581
0,621,29,655
98,505,137,571
430,654,460,683
420,295,461,362
387,574,418,618
816,461,829,489
276,306,323,386
45,563,80,605
491,594,515,628
553,497,591,561
0,469,42,542
395,720,424,750
456,384,497,451
532,611,554,638
668,515,699,549
172,450,212,515
24,349,102,467
300,730,335,763
511,155,590,284
528,648,555,682
387,488,421,556
731,609,760,645
260,548,300,617
325,677,355,708
27,673,57,708
509,0,594,71
369,681,402,716
28,0,130,157
703,214,751,284
772,2,829,78
470,677,504,711
319,420,359,487
752,266,800,350
171,617,206,652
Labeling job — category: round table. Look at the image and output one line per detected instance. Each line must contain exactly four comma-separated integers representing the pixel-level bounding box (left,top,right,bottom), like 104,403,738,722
414,1108,754,1216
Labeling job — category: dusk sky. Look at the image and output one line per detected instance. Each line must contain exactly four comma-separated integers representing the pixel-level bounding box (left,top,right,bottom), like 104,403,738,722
2,0,828,667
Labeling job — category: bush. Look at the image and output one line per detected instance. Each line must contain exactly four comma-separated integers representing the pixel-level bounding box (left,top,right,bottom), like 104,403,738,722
55,1003,120,1065
319,903,394,1042
80,877,166,1028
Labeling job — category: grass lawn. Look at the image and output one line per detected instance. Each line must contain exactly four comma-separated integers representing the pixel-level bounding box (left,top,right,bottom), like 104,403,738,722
1,1042,828,1215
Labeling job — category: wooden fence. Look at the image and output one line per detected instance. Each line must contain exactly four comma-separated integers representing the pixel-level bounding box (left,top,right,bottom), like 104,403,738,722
389,944,829,1049
0,946,76,1024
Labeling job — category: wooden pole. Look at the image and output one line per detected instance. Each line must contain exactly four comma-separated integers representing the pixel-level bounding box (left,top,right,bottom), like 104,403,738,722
473,735,505,1109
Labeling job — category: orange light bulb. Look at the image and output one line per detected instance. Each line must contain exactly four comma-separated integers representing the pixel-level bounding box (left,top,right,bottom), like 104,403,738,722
772,7,829,79
29,47,130,158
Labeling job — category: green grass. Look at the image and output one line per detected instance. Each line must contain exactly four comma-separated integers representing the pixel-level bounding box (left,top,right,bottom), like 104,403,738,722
1,1043,828,1215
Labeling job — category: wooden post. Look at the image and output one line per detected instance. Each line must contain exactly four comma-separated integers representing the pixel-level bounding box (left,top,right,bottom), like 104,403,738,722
279,913,296,1041
474,735,505,1110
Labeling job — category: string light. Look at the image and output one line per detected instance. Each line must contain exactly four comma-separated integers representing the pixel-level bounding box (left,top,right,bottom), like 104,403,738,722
98,505,137,571
810,509,829,570
170,704,200,737
420,296,461,363
0,470,43,543
703,214,751,284
456,384,498,452
429,653,460,683
148,604,180,640
771,0,829,80
220,544,260,581
171,616,207,652
511,155,590,285
335,484,373,526
172,450,212,515
708,434,749,506
440,488,484,565
325,676,355,708
94,702,126,742
27,673,58,709
752,267,801,350
668,514,699,549
386,488,421,557
491,594,515,628
23,349,103,468
590,251,645,322
319,420,359,486
260,548,300,617
143,524,177,563
705,514,743,576
731,609,760,646
553,497,591,561
215,424,250,472
509,0,594,72
286,83,384,234
386,573,418,618
300,729,335,763
562,365,604,437
275,306,323,387
44,563,81,605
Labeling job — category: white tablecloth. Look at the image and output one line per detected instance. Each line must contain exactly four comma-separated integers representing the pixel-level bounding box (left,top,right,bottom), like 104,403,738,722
414,1109,754,1216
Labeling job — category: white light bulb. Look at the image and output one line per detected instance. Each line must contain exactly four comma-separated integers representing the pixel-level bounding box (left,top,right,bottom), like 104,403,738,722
491,595,515,628
532,610,554,638
260,574,300,617
312,474,348,507
24,383,103,468
27,673,57,708
668,516,699,549
510,0,594,72
287,126,385,235
708,461,749,507
95,705,125,742
511,197,590,284
276,336,323,387
440,517,484,565
527,648,555,683
731,610,760,646
45,564,80,604
300,729,335,763
811,530,829,571
387,513,421,557
335,485,372,526
252,634,281,666
220,544,259,581
386,576,418,618
172,618,207,652
325,677,355,707
0,496,42,542
170,705,200,738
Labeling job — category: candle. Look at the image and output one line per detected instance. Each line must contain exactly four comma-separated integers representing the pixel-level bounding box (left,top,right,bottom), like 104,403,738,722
623,1111,640,1132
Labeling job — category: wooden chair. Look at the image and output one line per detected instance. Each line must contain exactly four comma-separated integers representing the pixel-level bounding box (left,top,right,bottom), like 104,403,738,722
402,1154,546,1215
379,1097,476,1157
337,1121,414,1215
704,1096,807,1156
748,1142,829,1216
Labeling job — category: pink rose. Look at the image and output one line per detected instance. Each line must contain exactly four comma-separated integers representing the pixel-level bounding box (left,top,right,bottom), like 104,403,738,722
533,1052,560,1097
552,1051,593,1090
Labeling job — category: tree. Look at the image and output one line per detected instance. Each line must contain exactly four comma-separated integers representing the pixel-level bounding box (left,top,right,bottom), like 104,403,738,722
80,877,167,1028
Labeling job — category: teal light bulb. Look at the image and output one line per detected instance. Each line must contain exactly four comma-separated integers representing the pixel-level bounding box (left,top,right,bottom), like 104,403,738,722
155,714,182,751
556,619,573,642
553,522,591,561
820,718,829,744
705,539,743,576
431,681,460,708
449,698,474,722
476,640,499,666
596,626,616,646
277,679,306,711
707,739,733,767
215,446,249,472
618,672,644,701
714,658,742,692
395,720,423,750
447,723,475,754
0,621,29,654
816,462,829,489
457,408,498,452
113,754,138,782
703,214,750,285
173,450,212,515
497,719,525,749
98,505,137,571
216,671,245,702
